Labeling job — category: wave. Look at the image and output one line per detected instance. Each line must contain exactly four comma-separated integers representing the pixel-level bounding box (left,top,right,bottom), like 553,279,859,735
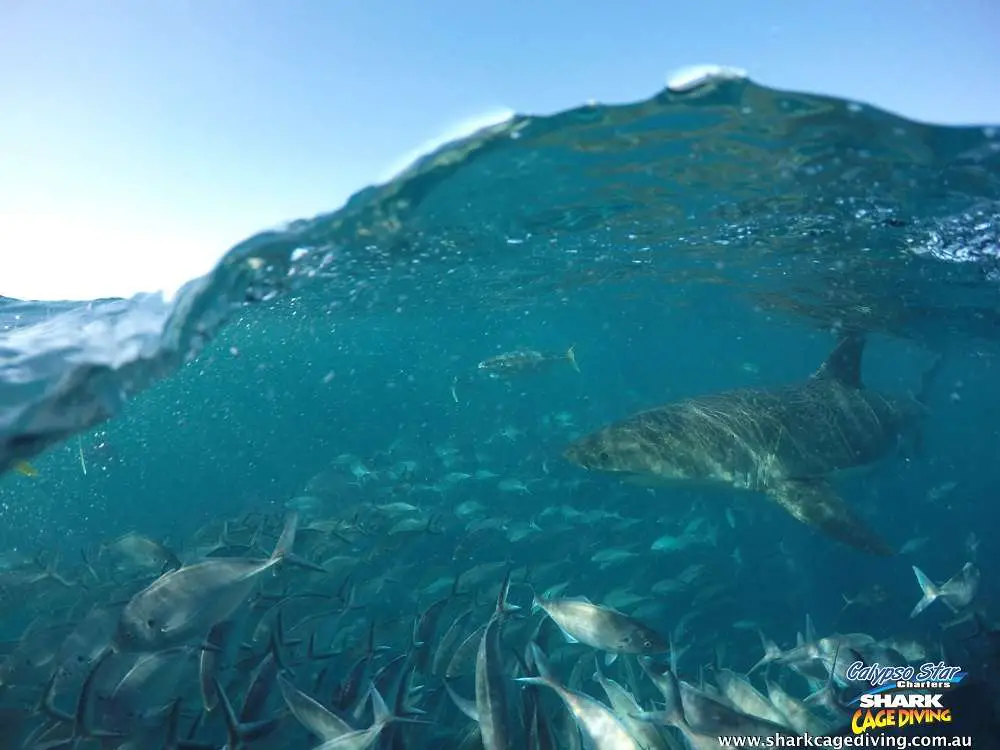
1,74,998,475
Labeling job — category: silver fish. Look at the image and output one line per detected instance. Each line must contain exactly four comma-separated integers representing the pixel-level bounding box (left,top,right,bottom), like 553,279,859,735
113,513,304,652
533,595,667,659
518,643,640,750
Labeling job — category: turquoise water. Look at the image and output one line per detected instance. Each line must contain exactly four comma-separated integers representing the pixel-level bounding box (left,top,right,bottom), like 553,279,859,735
1,77,998,746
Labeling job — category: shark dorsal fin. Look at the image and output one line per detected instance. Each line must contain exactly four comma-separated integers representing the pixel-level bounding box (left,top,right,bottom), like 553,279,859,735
812,334,865,388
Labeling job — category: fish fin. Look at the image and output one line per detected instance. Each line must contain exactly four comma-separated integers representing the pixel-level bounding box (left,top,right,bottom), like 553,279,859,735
443,680,479,722
749,629,782,674
369,684,390,726
215,677,281,746
910,566,940,618
604,652,618,666
566,345,580,373
558,625,580,644
812,333,864,388
766,478,893,556
271,511,300,560
495,568,522,617
526,642,555,681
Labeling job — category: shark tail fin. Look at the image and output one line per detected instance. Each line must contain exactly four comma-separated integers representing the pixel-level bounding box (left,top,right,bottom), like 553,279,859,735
271,511,299,560
566,345,580,373
766,478,894,557
910,566,940,618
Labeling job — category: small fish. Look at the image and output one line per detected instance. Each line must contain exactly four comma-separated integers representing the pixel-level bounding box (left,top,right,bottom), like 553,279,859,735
13,460,37,477
533,594,667,660
102,532,182,572
899,537,930,555
965,532,980,559
477,345,579,378
590,548,639,568
840,584,889,612
113,512,311,651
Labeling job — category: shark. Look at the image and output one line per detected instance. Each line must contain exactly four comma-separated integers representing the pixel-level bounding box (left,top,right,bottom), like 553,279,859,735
564,334,939,556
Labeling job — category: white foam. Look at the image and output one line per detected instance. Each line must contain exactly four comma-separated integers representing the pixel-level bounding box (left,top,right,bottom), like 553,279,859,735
666,64,749,94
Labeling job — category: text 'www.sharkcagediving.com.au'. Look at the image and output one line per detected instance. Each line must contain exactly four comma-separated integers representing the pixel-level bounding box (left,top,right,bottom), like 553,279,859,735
716,735,973,748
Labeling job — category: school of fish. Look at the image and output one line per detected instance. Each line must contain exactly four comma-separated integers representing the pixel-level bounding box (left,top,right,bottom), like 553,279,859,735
0,339,996,748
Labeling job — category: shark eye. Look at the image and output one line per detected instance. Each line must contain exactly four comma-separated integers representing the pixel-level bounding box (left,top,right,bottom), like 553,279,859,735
598,451,611,463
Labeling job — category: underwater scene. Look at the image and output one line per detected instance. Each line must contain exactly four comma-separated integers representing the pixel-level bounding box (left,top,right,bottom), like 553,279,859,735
1,73,999,748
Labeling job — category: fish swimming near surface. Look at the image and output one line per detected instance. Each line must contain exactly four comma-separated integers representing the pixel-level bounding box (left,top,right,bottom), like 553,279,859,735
477,346,579,378
564,334,940,556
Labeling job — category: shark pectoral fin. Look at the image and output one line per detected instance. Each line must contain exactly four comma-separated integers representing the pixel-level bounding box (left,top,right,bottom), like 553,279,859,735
766,479,894,557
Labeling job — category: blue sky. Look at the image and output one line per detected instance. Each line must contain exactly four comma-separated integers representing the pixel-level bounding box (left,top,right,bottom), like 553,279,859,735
2,1,998,301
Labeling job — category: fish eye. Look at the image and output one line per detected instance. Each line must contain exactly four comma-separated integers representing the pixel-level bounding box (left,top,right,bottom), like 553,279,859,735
146,618,157,629
598,451,610,463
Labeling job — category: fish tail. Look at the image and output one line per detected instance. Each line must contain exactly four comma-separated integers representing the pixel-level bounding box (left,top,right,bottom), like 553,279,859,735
369,683,391,726
494,569,521,618
271,511,300,560
639,658,687,726
525,641,555,681
215,677,281,747
365,681,429,728
269,511,325,572
910,565,940,617
566,344,580,373
749,628,783,673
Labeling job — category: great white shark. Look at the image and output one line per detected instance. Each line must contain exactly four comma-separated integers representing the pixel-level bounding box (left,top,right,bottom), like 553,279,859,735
564,334,938,556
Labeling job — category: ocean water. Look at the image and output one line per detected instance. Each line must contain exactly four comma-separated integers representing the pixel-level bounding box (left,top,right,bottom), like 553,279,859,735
1,75,999,746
